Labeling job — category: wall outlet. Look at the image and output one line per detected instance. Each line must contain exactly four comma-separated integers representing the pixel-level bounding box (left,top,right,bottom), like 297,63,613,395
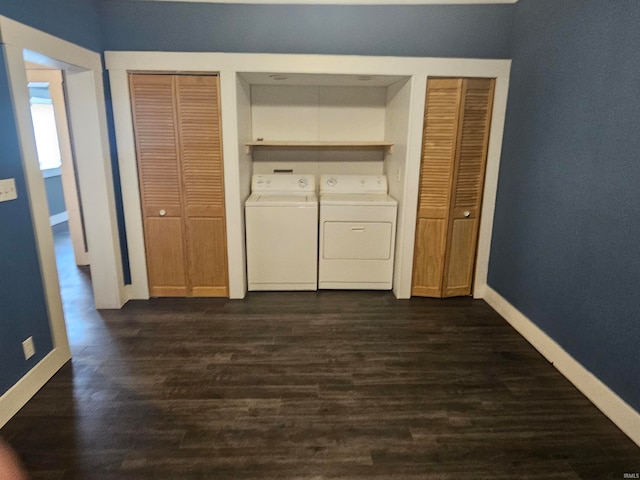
0,178,18,202
22,337,35,360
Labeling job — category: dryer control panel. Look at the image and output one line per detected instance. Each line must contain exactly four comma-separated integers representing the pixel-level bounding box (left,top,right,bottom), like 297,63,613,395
320,175,388,194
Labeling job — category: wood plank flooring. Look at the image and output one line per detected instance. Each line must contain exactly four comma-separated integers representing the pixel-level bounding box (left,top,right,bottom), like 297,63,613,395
1,223,639,479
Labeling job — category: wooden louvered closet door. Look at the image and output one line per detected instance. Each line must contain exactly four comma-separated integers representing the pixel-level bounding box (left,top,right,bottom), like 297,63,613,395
412,77,495,298
130,74,228,297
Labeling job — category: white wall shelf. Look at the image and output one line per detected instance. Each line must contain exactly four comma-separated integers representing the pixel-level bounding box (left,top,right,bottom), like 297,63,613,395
245,141,394,155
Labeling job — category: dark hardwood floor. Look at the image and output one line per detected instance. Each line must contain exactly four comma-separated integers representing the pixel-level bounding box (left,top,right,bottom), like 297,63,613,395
2,223,639,479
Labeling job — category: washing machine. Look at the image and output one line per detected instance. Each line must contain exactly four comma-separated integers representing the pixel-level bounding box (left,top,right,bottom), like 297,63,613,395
245,174,318,291
319,174,398,290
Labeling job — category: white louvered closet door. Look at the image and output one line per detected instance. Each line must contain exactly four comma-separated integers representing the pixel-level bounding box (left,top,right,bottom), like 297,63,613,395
412,77,495,298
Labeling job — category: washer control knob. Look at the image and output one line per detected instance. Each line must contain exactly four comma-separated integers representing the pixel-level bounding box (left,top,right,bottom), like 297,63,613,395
326,177,337,187
298,177,309,188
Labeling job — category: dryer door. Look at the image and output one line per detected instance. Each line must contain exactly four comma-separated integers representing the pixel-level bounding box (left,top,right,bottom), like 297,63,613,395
323,221,393,260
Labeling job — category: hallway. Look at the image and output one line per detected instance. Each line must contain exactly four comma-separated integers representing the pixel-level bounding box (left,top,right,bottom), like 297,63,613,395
51,221,98,358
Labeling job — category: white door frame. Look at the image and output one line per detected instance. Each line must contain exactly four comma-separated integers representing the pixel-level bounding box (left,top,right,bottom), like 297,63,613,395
0,16,125,428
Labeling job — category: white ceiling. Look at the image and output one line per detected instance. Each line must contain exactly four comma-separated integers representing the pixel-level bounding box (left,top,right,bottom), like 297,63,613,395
124,0,517,4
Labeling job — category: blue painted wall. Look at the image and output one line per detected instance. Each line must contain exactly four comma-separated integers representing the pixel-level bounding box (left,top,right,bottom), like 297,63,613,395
489,0,640,411
0,0,101,52
99,1,513,58
44,174,66,217
0,48,54,395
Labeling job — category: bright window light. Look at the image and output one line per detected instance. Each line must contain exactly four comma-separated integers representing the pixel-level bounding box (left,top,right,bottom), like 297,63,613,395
29,96,62,171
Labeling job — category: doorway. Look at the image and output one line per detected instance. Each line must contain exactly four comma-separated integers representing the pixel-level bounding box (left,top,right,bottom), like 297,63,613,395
26,66,89,267
0,16,125,426
17,46,125,309
25,64,95,339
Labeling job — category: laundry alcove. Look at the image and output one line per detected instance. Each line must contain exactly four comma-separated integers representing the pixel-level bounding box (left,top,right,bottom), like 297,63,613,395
105,52,511,301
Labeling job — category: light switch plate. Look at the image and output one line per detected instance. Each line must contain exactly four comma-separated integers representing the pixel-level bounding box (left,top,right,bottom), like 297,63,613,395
22,337,35,360
0,178,17,202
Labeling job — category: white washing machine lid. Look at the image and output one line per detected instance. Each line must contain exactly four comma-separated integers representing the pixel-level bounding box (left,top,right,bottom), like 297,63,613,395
246,192,318,207
320,193,397,207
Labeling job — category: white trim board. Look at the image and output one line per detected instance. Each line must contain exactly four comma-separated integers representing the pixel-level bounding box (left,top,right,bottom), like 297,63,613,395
105,51,511,301
125,0,518,4
0,349,70,428
482,286,640,448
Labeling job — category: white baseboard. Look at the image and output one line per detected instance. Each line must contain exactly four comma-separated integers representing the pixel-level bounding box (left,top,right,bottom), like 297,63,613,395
483,286,640,448
49,211,69,226
0,347,71,428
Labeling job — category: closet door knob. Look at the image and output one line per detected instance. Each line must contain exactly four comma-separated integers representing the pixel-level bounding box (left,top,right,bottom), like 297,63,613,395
159,209,167,217
463,210,471,218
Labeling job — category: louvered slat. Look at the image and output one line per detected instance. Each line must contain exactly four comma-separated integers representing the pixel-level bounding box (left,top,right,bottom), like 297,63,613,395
130,75,181,215
418,79,462,216
454,80,495,209
176,76,225,217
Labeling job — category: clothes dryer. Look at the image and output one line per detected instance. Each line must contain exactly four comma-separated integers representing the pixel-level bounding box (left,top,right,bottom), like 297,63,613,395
319,175,397,289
